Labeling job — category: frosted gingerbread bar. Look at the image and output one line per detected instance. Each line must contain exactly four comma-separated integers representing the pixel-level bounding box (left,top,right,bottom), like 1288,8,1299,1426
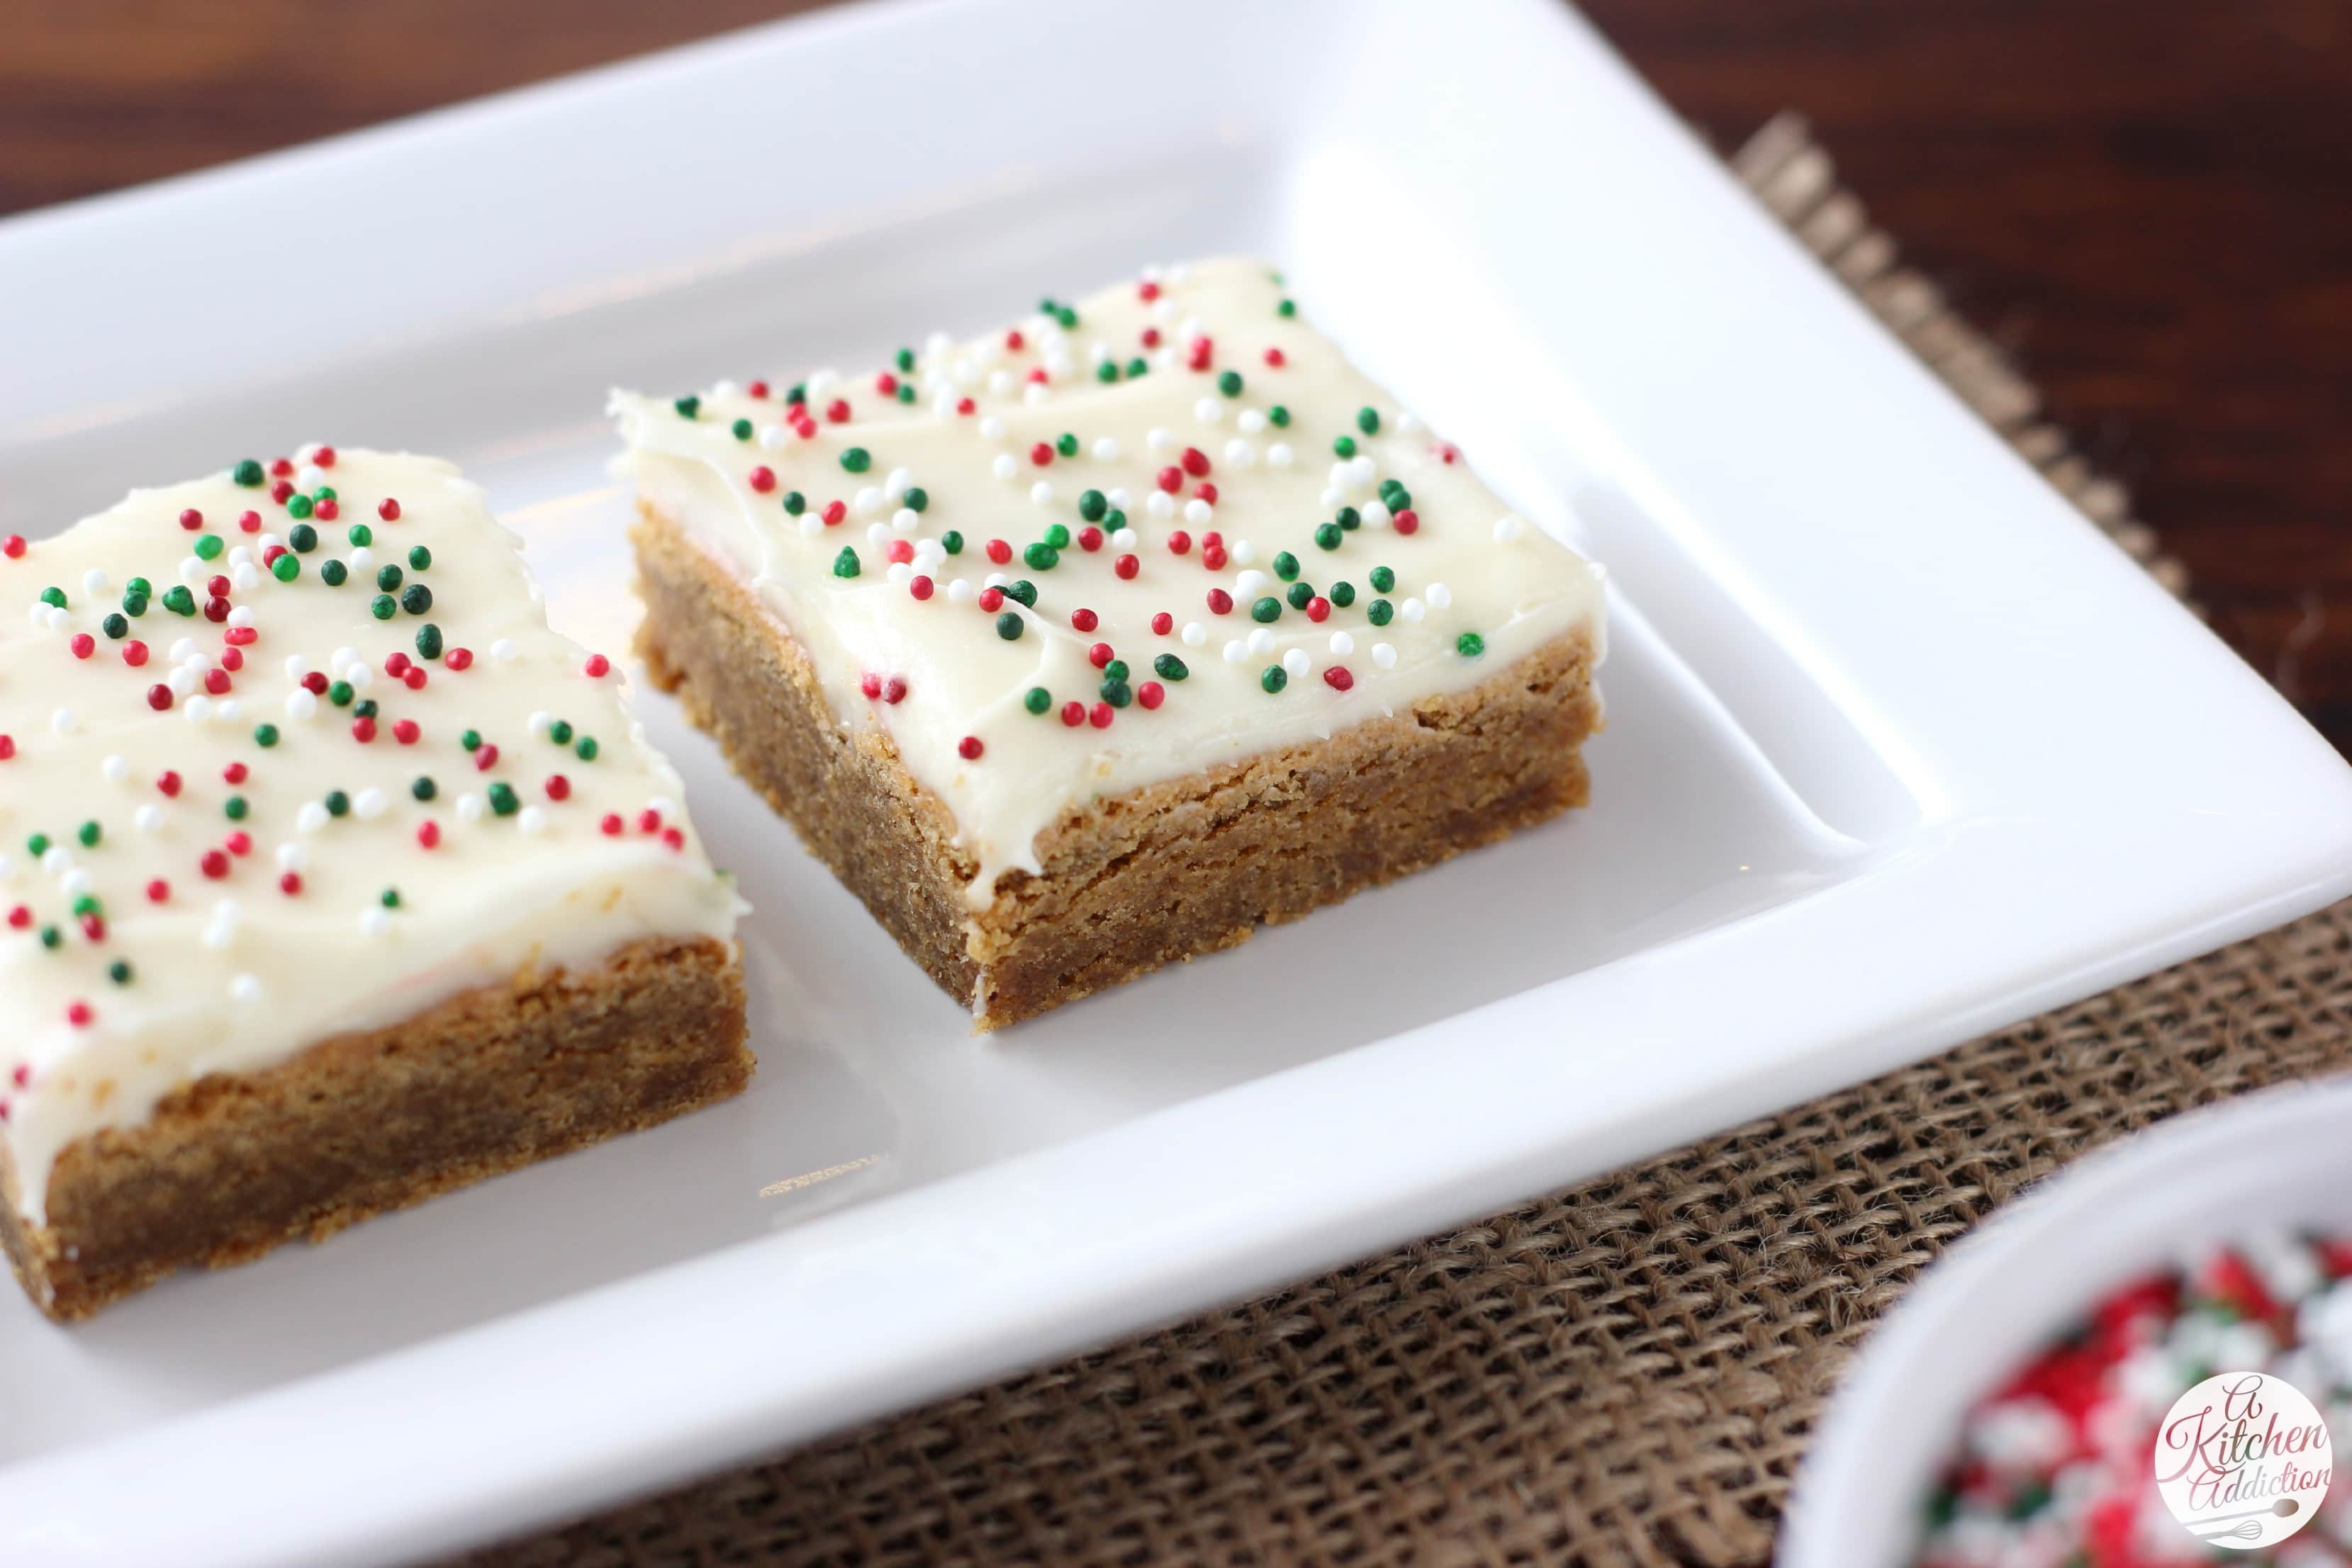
0,449,749,1321
614,258,1605,1030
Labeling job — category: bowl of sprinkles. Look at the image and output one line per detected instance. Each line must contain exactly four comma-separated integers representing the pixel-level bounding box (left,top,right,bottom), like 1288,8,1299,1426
1784,1077,2352,1567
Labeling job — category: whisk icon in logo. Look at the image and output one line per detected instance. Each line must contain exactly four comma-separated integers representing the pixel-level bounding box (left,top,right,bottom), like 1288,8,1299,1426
2152,1370,2332,1550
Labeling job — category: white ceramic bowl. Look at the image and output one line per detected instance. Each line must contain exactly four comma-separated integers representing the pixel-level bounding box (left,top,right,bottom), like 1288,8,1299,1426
1782,1073,2352,1566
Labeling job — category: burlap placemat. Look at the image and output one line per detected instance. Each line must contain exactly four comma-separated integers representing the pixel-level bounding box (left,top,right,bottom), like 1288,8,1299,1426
461,116,2326,1568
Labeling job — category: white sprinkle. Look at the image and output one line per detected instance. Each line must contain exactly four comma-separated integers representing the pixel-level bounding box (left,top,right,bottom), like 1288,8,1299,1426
1222,639,1248,665
134,805,164,834
1106,487,1131,509
1426,583,1452,610
491,639,518,663
82,567,108,594
1022,382,1050,408
1146,491,1176,520
1193,398,1223,425
1282,648,1311,678
345,663,372,690
853,486,884,517
275,842,304,872
1092,435,1121,461
978,415,1007,441
517,806,548,836
230,974,263,1004
1399,411,1423,435
456,793,486,824
296,800,329,834
1223,439,1255,467
101,754,129,784
167,668,196,697
885,562,912,586
283,654,309,681
45,605,67,632
527,710,552,737
946,578,975,605
1146,427,1176,453
1237,409,1267,435
1372,642,1398,670
892,508,919,532
296,461,327,491
798,513,824,537
992,453,1019,482
1248,627,1276,656
1184,498,1214,525
865,522,891,548
1181,621,1208,647
184,695,211,724
757,424,788,449
204,901,241,951
360,907,393,939
354,788,388,821
41,846,72,875
1267,443,1294,469
1231,540,1258,566
1493,515,1524,544
226,606,253,629
228,545,257,571
1330,631,1355,656
349,546,374,573
1362,500,1392,529
984,572,1009,590
884,466,913,500
179,556,205,584
1401,597,1426,623
1110,528,1138,550
1030,481,1055,506
1236,569,1270,595
331,646,359,674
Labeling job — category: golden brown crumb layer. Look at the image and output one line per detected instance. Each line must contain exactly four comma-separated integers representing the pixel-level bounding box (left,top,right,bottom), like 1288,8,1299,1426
635,509,1600,1030
0,935,749,1322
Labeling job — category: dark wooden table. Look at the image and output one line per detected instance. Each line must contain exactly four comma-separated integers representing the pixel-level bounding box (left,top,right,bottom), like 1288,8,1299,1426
7,0,2348,749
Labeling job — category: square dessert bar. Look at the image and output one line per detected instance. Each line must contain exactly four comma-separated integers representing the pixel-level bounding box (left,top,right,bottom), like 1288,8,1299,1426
0,449,749,1321
616,258,1605,1029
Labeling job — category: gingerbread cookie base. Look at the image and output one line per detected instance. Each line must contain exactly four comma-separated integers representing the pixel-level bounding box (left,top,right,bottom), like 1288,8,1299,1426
0,935,749,1322
633,508,1599,1031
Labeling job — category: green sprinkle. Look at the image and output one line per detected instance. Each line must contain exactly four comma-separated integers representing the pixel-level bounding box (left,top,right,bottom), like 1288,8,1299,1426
271,553,300,582
1336,506,1361,532
785,383,806,404
121,594,148,620
408,546,431,571
286,493,313,521
574,735,598,762
25,832,48,857
1217,370,1243,397
1125,357,1150,379
354,698,378,721
39,586,65,610
412,775,437,802
381,887,401,909
1456,632,1486,659
1251,596,1282,623
415,624,444,661
1003,579,1038,607
39,925,60,950
461,729,481,751
346,522,373,547
1367,598,1394,627
330,681,355,708
833,547,861,579
401,583,432,615
1153,654,1188,681
1099,677,1131,708
370,593,396,621
1096,361,1119,384
895,381,916,405
1078,489,1107,522
77,819,101,848
194,534,224,561
1333,435,1357,459
289,522,318,552
1055,305,1077,329
72,895,99,918
225,795,247,822
941,530,963,555
995,610,1025,641
1370,565,1396,593
232,458,266,487
1330,581,1357,607
1024,686,1053,715
673,395,700,419
783,491,807,516
324,790,350,818
1287,582,1315,610
109,960,133,985
253,723,280,749
1277,298,1296,318
313,486,336,503
320,560,348,588
1099,660,1129,683
1056,432,1079,458
895,347,916,372
1273,551,1300,582
841,447,872,474
162,586,196,615
1260,666,1288,694
1104,508,1127,530
125,576,151,598
731,418,754,441
1043,523,1072,549
487,782,519,817
1314,522,1343,551
1267,405,1291,427
1024,543,1059,571
1356,406,1380,435
376,564,403,592
1383,483,1413,511
102,612,129,639
902,487,928,514
549,719,573,746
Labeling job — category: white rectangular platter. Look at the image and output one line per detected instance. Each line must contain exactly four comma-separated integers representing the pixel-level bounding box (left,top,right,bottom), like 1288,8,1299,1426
4,1,2350,1563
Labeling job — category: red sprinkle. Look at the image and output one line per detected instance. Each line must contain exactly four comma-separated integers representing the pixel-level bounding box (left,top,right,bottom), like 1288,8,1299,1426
956,397,976,415
79,914,104,942
882,676,907,705
978,586,1005,612
379,498,402,520
1030,442,1055,467
638,809,663,834
200,849,230,880
546,774,571,801
223,627,256,648
860,673,883,700
69,633,94,659
146,684,174,712
239,510,262,534
1181,447,1211,477
279,872,303,896
885,539,914,565
748,380,770,399
1305,596,1331,622
225,831,251,856
145,879,169,904
1138,281,1161,302
393,719,420,745
271,457,293,476
875,371,897,396
223,761,248,785
445,647,473,671
386,652,412,677
1324,666,1355,692
417,820,441,850
1206,588,1233,615
749,465,777,493
1060,701,1085,727
403,666,427,691
1088,702,1114,729
825,398,851,424
65,1002,93,1029
204,668,231,695
909,575,934,600
0,735,12,761
302,671,329,694
1167,530,1192,556
1070,607,1099,633
5,907,28,929
1392,509,1419,536
157,770,182,797
475,743,500,771
1088,642,1114,668
1150,612,1174,636
821,500,847,527
985,537,1012,565
600,813,625,836
1,536,23,559
583,654,611,678
1194,482,1218,505
1202,544,1228,571
179,508,204,532
315,498,339,522
1264,347,1286,367
122,640,149,668
269,478,294,504
1138,681,1165,710
1077,526,1104,552
958,735,985,760
312,446,336,468
661,827,686,851
1114,554,1140,581
1156,466,1184,494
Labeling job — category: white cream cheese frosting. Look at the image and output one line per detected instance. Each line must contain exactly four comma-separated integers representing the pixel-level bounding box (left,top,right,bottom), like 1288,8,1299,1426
0,449,739,1223
612,257,1606,909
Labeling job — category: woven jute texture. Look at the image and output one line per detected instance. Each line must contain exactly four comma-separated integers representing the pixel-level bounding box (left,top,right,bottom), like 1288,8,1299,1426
462,116,2325,1568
